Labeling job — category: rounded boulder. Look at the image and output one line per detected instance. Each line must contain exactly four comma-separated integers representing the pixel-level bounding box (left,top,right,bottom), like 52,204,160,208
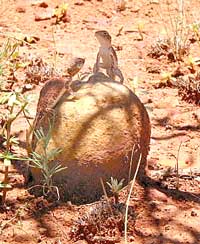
30,73,151,202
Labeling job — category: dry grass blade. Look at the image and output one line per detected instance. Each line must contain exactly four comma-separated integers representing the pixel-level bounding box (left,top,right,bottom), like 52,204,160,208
174,141,183,190
100,177,114,216
124,152,142,244
155,0,190,61
128,144,136,184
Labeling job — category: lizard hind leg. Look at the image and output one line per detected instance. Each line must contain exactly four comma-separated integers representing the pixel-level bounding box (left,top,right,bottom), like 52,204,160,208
93,62,99,73
106,68,115,80
113,67,124,83
93,62,106,73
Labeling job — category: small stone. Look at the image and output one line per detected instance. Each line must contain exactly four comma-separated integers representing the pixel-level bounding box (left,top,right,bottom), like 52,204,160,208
22,84,34,92
38,227,47,234
148,188,168,202
35,10,53,21
129,236,135,242
146,65,161,74
191,210,197,217
147,98,153,103
37,237,42,243
130,6,140,13
31,0,47,7
165,225,170,230
39,2,48,8
115,0,126,11
74,1,84,5
61,15,71,23
196,176,200,182
14,70,26,83
74,240,88,244
114,45,123,51
165,125,173,130
150,0,159,3
16,6,26,13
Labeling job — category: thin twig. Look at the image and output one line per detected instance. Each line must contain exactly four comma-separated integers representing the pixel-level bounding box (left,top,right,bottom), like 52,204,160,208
175,141,183,190
128,144,136,184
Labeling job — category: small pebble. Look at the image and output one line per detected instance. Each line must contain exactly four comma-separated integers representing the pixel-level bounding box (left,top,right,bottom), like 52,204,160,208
16,6,26,13
191,210,197,217
39,2,48,8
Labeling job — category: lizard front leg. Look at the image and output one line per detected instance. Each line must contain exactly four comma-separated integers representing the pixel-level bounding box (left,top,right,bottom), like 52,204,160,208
93,52,101,73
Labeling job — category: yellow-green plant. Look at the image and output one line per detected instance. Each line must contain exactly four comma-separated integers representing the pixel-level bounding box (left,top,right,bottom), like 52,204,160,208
0,38,22,88
191,22,200,50
0,89,31,204
106,177,124,204
0,152,28,204
158,0,190,61
137,22,145,41
28,121,67,199
53,3,68,23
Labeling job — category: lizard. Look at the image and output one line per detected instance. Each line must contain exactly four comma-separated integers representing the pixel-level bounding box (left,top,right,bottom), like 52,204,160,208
27,57,85,153
93,30,124,83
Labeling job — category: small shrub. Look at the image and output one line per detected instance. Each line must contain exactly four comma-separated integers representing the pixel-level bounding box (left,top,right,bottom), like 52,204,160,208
28,120,67,200
149,0,191,61
107,177,124,204
0,90,31,204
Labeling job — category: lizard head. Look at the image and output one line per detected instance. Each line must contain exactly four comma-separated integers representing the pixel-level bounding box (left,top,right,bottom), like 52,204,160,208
73,57,85,69
66,57,85,77
95,30,112,46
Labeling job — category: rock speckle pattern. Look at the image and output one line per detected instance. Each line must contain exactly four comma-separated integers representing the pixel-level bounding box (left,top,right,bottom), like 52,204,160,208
31,73,151,202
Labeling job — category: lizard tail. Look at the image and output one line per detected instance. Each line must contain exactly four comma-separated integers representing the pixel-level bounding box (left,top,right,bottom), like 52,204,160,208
25,128,33,156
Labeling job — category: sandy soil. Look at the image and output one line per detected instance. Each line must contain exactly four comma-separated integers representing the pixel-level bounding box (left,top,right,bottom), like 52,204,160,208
0,0,200,243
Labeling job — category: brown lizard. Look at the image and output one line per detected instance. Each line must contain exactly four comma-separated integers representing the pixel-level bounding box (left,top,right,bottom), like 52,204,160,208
93,30,124,83
27,57,85,152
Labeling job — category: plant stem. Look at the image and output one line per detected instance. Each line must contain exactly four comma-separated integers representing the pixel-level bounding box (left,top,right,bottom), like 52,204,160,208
2,166,9,204
114,193,119,204
124,152,142,244
1,102,27,204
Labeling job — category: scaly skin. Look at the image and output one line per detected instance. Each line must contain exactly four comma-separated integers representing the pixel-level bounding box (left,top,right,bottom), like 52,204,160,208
93,30,124,83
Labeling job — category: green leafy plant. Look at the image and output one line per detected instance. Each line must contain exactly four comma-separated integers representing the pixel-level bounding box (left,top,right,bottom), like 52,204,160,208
28,121,67,199
53,3,68,23
0,38,22,89
0,89,31,204
0,152,28,204
106,177,124,204
191,22,200,51
0,90,32,148
137,21,145,41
